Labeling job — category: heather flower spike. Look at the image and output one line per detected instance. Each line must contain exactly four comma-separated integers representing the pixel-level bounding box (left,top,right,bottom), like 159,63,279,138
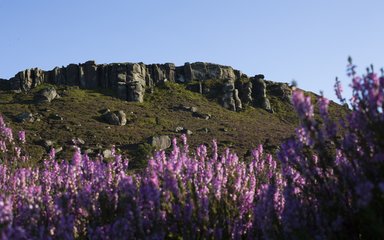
18,131,26,144
334,77,346,104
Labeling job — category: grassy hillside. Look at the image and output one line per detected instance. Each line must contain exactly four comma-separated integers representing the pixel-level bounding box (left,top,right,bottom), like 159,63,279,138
0,81,347,167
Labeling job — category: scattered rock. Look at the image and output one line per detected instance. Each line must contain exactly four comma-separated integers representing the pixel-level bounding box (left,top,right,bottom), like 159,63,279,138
42,140,54,149
55,146,63,154
148,135,171,150
72,137,85,145
175,104,198,113
197,128,210,133
116,110,127,125
15,112,35,123
85,149,94,155
39,108,51,112
175,126,193,135
190,106,198,113
98,108,110,115
63,125,72,131
185,129,193,135
48,113,63,121
102,149,113,158
101,110,127,126
175,126,184,132
34,87,58,103
192,112,211,120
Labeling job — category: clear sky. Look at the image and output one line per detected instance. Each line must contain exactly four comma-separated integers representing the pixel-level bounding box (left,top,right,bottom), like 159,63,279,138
0,0,383,101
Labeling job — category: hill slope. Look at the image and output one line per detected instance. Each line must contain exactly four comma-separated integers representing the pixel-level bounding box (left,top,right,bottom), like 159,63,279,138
0,61,348,167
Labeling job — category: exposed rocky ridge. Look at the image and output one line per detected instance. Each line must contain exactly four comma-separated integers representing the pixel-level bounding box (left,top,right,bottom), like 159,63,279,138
0,61,292,111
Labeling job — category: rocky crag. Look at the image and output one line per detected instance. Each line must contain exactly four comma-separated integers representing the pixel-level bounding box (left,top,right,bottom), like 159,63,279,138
0,61,292,111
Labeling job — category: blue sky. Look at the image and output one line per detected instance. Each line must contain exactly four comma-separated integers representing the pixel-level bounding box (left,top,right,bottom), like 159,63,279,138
0,0,383,101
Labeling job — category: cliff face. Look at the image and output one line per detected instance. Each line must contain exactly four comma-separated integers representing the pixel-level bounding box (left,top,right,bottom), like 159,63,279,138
0,61,292,111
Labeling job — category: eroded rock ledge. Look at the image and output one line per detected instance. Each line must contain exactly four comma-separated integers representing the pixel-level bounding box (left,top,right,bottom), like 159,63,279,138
0,61,292,111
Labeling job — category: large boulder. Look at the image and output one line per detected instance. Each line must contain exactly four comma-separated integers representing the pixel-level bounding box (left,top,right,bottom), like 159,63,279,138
148,135,171,150
102,110,127,126
15,112,35,123
192,111,211,120
34,87,58,103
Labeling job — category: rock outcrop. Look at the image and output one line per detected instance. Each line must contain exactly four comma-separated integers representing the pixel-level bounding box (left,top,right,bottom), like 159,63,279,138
266,81,292,101
2,60,292,112
0,78,10,90
252,75,272,112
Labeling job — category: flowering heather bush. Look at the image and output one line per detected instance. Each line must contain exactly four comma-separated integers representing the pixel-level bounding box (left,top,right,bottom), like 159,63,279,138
276,58,384,239
0,115,280,239
0,59,383,239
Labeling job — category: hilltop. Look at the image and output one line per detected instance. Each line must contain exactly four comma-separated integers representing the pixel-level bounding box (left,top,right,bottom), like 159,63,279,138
0,61,347,167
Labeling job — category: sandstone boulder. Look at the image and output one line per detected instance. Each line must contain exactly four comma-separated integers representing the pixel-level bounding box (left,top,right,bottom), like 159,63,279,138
192,111,211,120
48,113,63,121
148,135,171,150
102,149,113,158
34,87,58,103
15,112,35,123
102,110,127,126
